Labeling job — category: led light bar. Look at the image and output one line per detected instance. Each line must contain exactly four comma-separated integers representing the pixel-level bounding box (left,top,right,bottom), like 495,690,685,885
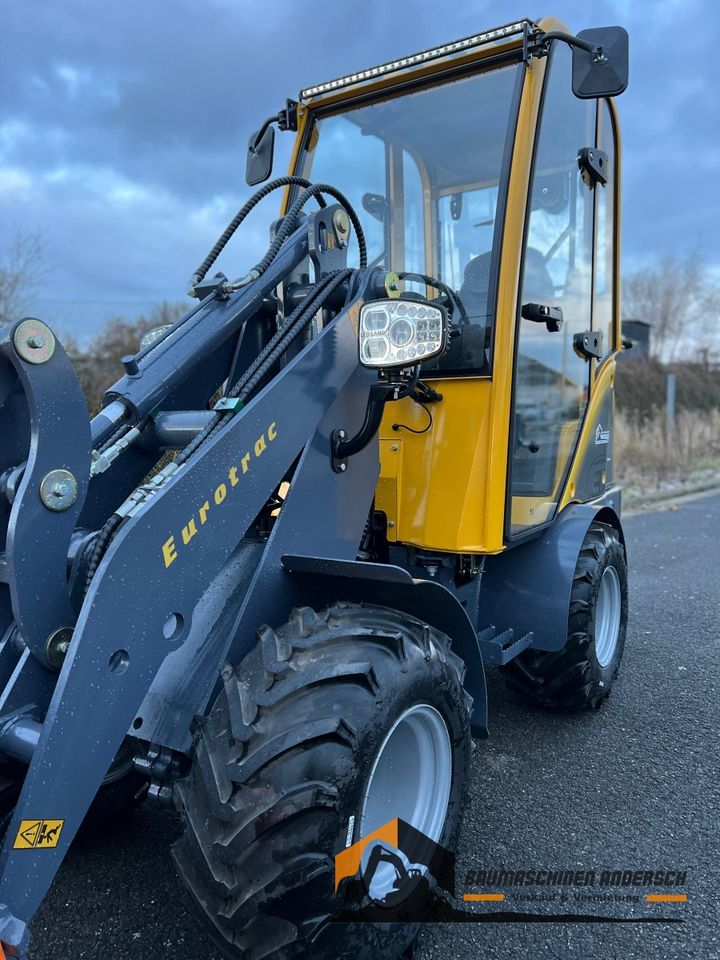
359,299,449,369
300,20,534,100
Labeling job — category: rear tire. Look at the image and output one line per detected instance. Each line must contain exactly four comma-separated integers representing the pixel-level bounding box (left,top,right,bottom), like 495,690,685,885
173,602,472,960
505,521,627,709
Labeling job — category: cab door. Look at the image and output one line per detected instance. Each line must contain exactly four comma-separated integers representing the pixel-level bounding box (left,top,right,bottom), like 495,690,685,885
508,44,598,537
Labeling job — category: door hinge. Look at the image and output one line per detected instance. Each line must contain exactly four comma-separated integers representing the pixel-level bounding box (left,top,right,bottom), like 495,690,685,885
574,329,603,360
578,147,608,187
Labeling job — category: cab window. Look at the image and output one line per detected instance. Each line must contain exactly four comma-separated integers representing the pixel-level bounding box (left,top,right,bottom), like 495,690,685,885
593,100,617,360
300,62,523,375
509,44,596,535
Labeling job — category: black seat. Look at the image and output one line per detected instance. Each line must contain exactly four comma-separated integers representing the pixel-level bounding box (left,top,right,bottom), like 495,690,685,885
458,251,492,325
436,248,555,372
458,246,555,323
521,247,555,303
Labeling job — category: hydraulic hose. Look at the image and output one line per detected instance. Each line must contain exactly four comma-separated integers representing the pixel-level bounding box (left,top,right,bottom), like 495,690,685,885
189,176,325,292
189,176,366,292
250,183,367,278
85,179,360,590
83,513,123,594
175,268,352,467
398,271,470,326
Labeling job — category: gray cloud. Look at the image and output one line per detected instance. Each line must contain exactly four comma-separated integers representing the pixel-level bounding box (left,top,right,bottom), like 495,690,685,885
1,0,717,340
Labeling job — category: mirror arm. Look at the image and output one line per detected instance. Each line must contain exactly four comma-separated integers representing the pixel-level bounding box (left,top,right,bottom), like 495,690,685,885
248,99,298,160
249,115,276,155
540,30,605,62
252,100,298,142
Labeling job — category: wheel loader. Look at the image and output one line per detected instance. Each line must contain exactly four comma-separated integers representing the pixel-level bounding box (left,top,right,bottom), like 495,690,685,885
0,17,629,959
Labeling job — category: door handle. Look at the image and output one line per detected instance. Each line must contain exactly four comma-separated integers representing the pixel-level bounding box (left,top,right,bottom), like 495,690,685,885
521,302,563,332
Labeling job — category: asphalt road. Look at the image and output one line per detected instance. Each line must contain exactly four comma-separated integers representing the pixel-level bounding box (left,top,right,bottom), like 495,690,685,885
29,492,720,959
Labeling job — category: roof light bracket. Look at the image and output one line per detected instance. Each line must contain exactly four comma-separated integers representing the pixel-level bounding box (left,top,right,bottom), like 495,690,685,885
299,20,536,101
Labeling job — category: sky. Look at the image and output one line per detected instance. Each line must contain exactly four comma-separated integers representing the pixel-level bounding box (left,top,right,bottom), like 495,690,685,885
1,0,717,342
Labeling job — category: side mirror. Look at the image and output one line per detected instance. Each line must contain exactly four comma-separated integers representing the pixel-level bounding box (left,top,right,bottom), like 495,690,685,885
246,123,275,186
572,26,629,99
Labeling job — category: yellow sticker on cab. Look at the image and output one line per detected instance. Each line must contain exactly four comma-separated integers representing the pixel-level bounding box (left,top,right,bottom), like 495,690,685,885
13,819,64,849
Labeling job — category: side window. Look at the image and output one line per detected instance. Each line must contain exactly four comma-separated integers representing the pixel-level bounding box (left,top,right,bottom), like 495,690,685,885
305,116,388,268
509,45,596,535
593,100,617,358
403,151,425,275
438,186,498,291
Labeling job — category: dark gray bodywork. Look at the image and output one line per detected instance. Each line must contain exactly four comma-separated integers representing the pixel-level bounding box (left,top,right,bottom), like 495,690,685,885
0,211,620,954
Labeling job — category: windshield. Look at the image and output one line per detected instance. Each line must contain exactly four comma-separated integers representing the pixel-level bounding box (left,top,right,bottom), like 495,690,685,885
298,61,522,374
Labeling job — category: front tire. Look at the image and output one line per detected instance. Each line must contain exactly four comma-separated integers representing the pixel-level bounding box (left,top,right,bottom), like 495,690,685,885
172,603,472,960
505,521,628,709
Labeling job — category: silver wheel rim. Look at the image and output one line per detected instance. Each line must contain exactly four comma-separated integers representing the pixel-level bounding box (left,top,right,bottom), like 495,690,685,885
595,565,622,667
359,703,452,844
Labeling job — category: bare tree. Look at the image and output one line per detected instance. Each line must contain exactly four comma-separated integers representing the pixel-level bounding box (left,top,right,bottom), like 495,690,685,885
622,251,719,362
0,231,47,324
67,302,187,413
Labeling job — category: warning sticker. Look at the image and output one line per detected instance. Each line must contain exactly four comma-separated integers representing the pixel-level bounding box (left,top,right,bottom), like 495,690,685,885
13,819,64,849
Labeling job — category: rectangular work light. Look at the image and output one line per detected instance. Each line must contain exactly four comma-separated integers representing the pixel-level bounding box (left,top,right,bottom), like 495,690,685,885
359,299,449,369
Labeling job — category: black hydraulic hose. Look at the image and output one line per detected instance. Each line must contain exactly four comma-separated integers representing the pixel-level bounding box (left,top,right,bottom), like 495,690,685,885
83,271,352,591
94,415,150,457
84,514,123,594
398,271,470,326
175,268,352,467
84,188,359,589
95,423,129,456
173,278,338,465
189,176,325,290
233,269,352,402
230,268,350,396
251,183,367,278
85,268,347,594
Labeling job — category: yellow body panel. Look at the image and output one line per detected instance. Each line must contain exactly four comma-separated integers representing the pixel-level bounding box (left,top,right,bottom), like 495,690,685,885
559,358,616,510
375,379,495,552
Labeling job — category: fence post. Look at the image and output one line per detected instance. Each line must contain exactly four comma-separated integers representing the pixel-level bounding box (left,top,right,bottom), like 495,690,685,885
666,373,677,437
